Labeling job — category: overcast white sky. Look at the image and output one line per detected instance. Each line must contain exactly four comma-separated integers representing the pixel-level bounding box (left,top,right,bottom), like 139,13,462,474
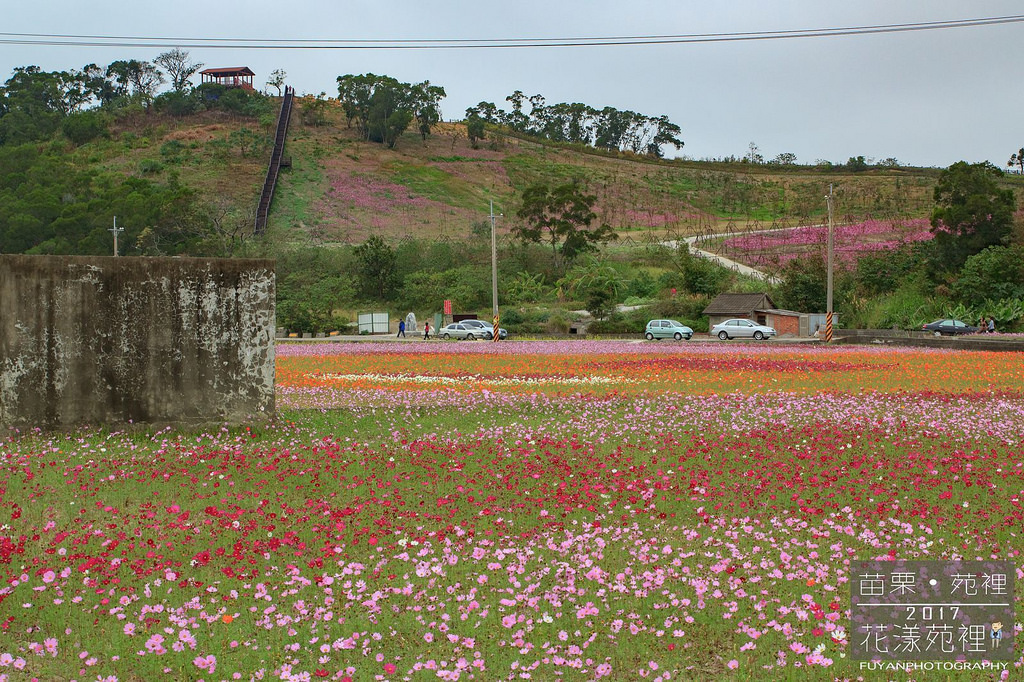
3,1,1023,168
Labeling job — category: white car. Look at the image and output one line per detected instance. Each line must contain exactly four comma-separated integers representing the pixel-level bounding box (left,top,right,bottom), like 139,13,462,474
439,323,479,340
711,318,776,340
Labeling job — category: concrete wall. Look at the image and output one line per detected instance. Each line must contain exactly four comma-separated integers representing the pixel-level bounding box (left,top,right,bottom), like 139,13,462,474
0,255,275,429
835,329,1024,352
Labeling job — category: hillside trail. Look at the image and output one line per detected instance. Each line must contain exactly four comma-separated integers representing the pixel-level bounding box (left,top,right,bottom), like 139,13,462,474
660,227,796,286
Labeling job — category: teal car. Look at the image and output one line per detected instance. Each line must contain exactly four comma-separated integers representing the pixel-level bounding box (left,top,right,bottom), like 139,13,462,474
645,319,693,341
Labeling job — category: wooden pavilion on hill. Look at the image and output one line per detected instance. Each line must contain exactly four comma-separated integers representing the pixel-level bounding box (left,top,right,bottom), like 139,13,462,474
199,67,255,90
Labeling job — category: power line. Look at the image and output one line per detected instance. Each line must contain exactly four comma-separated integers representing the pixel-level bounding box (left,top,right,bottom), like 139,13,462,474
0,14,1021,50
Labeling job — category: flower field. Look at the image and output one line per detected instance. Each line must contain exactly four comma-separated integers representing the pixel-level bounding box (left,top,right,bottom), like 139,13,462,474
2,341,1023,681
717,219,932,269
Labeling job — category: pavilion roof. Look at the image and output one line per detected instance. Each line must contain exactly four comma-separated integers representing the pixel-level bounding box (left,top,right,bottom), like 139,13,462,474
200,67,255,77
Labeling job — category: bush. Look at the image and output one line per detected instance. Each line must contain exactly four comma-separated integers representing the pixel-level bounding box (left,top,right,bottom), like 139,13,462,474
138,158,164,174
585,285,613,320
195,83,227,103
588,313,643,334
657,270,686,292
218,88,252,114
652,294,711,321
153,90,202,117
159,139,190,164
62,110,108,145
952,246,1024,306
545,311,570,334
397,266,489,312
855,242,922,296
628,270,658,298
867,288,945,329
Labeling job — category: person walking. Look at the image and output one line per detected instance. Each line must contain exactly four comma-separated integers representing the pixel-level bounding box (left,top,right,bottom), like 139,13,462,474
423,321,431,340
988,317,996,334
397,319,406,338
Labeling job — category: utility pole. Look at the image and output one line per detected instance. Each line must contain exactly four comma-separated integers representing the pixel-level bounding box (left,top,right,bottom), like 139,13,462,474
110,216,124,257
489,200,502,341
825,185,834,342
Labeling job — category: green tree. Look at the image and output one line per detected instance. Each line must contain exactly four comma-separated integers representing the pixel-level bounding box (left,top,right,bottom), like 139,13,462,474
105,59,163,107
299,93,329,127
745,142,763,164
585,286,613,320
556,256,627,302
266,69,287,96
952,245,1024,306
62,109,108,144
275,247,356,333
515,181,616,269
0,65,103,143
855,243,921,296
228,127,265,157
354,235,399,299
409,81,445,141
675,247,728,296
929,161,1015,273
502,90,530,132
465,112,485,148
1009,147,1024,174
773,256,849,313
845,156,869,172
367,88,412,149
336,74,442,148
153,48,203,92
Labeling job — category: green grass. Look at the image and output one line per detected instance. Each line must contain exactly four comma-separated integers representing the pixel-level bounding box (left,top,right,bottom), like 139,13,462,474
385,160,489,210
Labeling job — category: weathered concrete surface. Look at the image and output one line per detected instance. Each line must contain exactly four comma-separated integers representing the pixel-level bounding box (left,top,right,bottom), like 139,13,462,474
0,255,275,429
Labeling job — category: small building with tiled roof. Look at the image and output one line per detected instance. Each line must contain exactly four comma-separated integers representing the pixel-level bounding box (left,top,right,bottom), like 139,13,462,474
703,292,777,328
703,292,836,337
199,67,255,90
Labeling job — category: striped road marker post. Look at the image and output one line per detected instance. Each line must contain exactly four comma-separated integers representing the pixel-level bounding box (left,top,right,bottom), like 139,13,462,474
825,312,833,343
493,315,500,342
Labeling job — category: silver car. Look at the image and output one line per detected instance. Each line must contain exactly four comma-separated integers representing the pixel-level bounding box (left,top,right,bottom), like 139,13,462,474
459,319,508,340
439,323,479,340
711,318,776,340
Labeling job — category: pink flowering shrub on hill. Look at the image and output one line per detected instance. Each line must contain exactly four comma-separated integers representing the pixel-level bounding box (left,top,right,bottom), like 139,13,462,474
721,218,932,267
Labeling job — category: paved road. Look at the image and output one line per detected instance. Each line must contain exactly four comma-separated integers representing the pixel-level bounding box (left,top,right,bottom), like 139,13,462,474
662,232,783,285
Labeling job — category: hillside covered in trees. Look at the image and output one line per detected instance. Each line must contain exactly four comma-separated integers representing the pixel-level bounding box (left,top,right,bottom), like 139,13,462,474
2,56,1023,335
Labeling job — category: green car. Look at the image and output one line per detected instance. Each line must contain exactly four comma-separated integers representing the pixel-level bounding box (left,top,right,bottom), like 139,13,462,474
645,319,693,341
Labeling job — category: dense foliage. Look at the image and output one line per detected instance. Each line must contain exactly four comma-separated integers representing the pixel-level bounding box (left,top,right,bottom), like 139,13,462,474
335,74,445,148
515,181,616,268
466,90,683,157
929,161,1015,273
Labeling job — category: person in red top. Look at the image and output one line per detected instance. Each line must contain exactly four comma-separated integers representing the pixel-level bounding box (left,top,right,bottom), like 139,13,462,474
423,321,431,340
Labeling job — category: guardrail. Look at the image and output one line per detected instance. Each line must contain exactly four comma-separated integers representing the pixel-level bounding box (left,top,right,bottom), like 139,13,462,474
254,86,295,236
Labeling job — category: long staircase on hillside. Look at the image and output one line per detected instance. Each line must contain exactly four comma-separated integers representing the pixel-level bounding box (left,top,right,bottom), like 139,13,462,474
254,86,295,236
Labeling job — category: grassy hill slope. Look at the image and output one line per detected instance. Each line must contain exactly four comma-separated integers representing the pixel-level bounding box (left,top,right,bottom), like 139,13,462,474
8,95,1020,258
267,102,949,245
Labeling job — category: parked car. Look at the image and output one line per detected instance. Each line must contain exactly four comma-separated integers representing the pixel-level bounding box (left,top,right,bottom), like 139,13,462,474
439,323,479,340
459,319,509,340
644,319,693,341
921,319,977,336
711,318,777,340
